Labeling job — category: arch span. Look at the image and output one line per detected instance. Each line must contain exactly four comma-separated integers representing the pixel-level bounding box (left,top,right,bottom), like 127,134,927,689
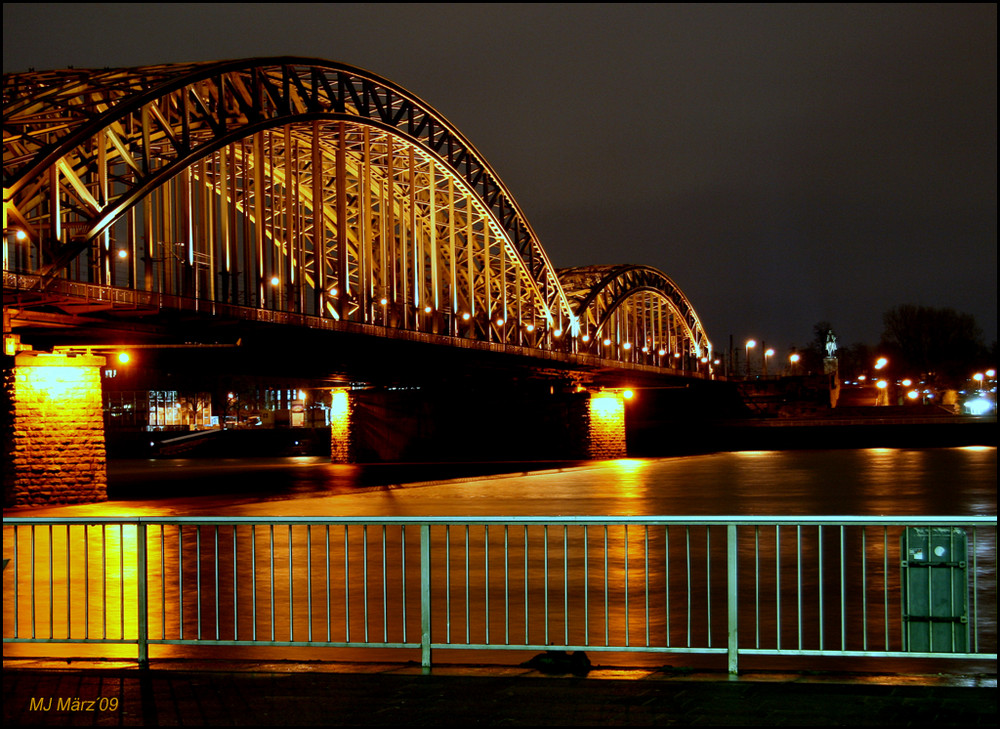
4,58,712,371
559,265,712,368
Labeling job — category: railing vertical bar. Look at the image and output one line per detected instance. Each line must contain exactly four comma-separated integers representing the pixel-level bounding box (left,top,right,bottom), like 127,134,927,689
232,526,238,641
47,524,53,639
524,525,529,645
65,525,70,638
861,528,868,651
288,525,294,642
214,525,220,641
727,523,738,675
307,525,313,643
796,525,802,650
901,526,909,651
137,522,148,668
604,526,609,646
563,524,568,646
465,525,470,644
644,526,650,647
196,526,202,641
544,525,550,646
706,526,711,648
504,525,510,645
363,525,369,643
883,526,889,651
343,525,349,643
160,525,166,640
420,523,431,669
775,525,780,651
382,525,388,642
178,526,183,640
584,525,590,646
269,525,275,643
116,525,124,640
325,525,331,643
445,525,452,644
624,524,630,647
101,525,107,640
818,525,824,651
685,526,691,647
754,526,760,649
401,524,407,643
664,525,670,648
85,526,90,640
250,525,256,642
840,525,845,650
13,526,19,639
485,524,491,645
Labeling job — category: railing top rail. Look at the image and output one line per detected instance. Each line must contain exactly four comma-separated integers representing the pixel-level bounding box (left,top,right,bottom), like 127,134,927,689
3,515,997,527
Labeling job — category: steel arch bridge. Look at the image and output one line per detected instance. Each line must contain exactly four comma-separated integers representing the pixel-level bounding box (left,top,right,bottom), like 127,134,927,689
3,58,712,375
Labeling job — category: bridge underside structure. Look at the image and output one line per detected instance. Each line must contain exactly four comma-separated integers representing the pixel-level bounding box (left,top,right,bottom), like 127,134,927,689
3,58,717,503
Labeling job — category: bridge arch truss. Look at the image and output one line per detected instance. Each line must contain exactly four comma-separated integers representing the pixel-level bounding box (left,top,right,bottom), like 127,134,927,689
559,265,712,369
4,58,712,373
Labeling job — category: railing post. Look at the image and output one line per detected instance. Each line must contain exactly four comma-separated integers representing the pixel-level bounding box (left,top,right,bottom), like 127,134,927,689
136,521,149,669
727,523,739,675
420,523,431,672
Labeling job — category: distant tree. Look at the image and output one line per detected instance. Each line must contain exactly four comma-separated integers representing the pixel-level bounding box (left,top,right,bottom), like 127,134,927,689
879,305,985,385
838,342,875,380
794,321,834,374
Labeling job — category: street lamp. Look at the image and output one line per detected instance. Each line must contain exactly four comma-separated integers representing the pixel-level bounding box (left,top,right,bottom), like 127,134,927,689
763,348,774,376
745,339,756,376
876,379,889,406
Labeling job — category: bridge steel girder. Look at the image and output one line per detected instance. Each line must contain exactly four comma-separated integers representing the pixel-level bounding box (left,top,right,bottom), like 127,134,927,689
4,58,712,374
559,264,712,369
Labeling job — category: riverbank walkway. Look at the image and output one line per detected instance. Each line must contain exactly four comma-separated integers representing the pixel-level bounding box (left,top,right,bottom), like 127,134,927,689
4,659,995,726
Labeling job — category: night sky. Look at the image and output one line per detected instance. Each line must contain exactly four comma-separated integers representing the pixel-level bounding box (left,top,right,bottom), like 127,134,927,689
4,4,996,358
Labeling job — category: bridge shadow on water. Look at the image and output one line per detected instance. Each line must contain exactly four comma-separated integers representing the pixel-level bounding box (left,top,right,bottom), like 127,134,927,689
107,458,591,502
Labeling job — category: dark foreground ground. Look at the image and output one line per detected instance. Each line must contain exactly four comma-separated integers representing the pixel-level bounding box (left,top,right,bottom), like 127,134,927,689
3,660,996,726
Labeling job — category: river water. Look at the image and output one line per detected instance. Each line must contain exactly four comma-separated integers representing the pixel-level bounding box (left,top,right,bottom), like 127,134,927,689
78,446,997,518
4,447,996,671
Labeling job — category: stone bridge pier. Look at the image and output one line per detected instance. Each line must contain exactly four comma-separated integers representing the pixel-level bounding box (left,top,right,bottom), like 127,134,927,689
3,351,108,506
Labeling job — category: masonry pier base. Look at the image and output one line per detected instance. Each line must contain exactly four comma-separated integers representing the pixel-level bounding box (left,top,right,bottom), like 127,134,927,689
3,351,108,506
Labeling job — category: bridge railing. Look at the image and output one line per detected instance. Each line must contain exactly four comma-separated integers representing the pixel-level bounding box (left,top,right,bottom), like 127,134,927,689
4,271,710,380
3,516,995,673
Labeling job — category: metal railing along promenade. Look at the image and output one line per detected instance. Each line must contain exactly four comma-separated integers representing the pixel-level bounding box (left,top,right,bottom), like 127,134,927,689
3,516,996,673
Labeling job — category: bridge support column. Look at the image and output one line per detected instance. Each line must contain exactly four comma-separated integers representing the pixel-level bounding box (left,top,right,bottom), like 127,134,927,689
329,387,354,463
585,391,627,459
3,352,108,506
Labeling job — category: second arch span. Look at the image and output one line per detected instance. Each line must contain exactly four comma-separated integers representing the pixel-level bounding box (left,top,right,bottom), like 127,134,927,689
3,57,712,371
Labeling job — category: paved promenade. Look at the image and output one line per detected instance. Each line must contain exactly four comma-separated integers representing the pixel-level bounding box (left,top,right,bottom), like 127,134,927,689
3,660,996,726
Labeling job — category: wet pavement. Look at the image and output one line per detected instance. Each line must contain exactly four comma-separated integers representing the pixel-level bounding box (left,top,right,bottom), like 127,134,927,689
3,659,996,726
